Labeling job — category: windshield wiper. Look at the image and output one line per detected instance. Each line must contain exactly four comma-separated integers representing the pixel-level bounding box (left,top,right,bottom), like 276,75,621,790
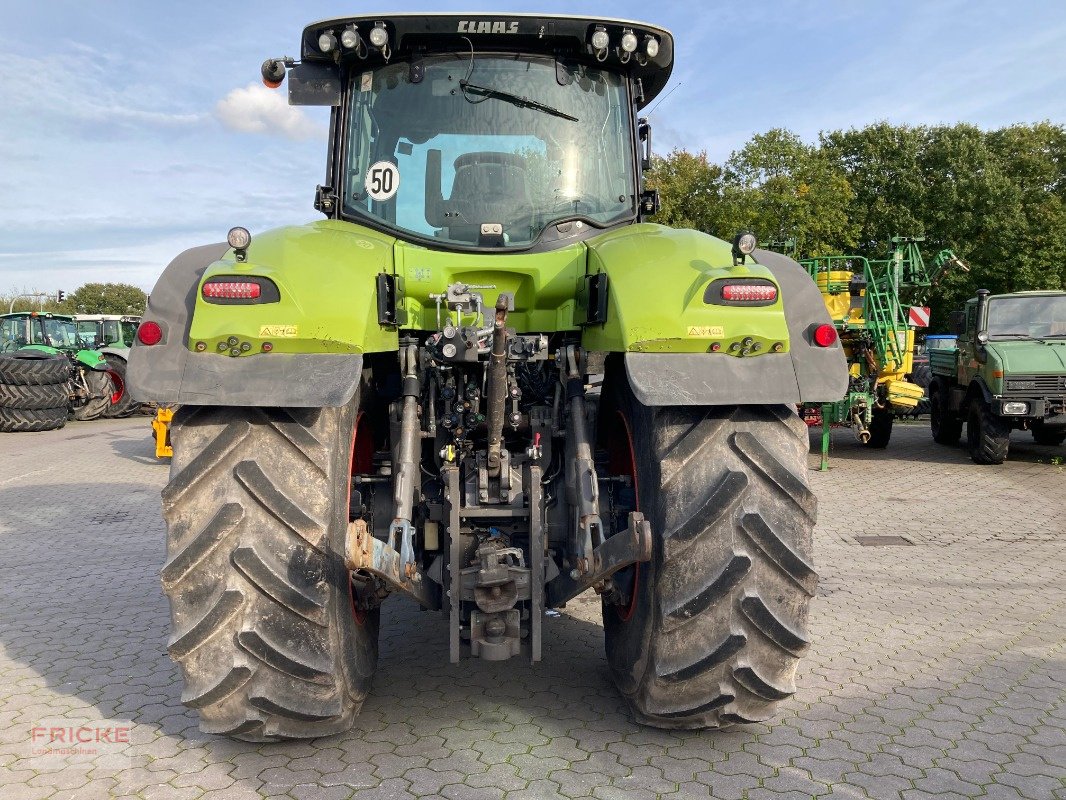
1038,333,1066,340
988,333,1033,340
459,80,578,122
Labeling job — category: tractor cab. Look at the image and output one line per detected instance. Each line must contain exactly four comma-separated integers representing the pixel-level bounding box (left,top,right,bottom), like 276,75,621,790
265,14,672,250
0,312,93,353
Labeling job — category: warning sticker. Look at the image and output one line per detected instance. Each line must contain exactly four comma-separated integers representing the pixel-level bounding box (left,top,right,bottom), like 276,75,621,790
259,325,298,338
687,326,725,338
360,72,373,93
365,161,400,202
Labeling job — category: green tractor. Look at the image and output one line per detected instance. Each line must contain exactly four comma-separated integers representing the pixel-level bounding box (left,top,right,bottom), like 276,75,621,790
128,13,846,741
74,314,142,417
0,312,118,431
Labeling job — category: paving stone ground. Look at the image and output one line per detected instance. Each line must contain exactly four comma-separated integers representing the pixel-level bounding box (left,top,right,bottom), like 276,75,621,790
0,416,1063,799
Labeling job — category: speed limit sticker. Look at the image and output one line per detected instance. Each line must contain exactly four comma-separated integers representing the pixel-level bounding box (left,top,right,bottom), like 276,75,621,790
365,161,400,201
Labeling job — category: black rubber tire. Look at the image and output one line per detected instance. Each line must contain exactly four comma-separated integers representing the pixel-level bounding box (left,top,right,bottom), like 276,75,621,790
161,396,379,741
863,407,893,448
72,370,114,421
601,378,817,729
1031,423,1066,447
0,352,70,386
966,398,1010,465
0,405,67,432
0,381,69,410
911,364,932,389
930,385,962,445
102,355,138,418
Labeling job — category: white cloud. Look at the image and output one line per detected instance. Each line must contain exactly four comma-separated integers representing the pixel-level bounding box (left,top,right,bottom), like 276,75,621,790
214,82,327,141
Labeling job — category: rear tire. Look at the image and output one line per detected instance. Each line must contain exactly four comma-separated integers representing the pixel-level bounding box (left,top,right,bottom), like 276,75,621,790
0,406,67,432
1031,423,1066,446
161,395,378,741
966,398,1010,464
863,407,893,448
601,377,817,729
72,370,114,421
930,385,962,445
0,352,70,386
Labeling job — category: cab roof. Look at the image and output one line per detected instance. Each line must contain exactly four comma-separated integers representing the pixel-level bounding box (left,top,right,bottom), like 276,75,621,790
300,13,674,108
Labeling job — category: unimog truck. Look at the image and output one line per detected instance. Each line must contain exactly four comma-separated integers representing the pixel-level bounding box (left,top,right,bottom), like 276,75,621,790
929,289,1066,463
127,13,847,741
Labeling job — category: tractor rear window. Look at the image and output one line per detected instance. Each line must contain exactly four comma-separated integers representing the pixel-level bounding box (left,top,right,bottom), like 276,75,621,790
342,54,635,248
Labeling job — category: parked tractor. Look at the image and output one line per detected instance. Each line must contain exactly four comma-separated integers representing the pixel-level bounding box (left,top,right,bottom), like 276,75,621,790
929,290,1066,463
128,13,846,741
800,237,967,468
0,312,118,430
74,314,142,417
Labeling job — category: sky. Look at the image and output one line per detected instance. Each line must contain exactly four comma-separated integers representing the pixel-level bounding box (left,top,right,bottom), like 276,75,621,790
1,0,1064,295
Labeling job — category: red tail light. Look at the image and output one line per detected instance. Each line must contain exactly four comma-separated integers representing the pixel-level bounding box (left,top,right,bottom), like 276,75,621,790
721,284,778,302
203,281,261,300
137,321,163,346
813,324,838,347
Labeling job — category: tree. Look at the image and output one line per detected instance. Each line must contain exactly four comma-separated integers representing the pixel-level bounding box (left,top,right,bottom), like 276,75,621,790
646,149,731,235
820,123,927,256
62,283,147,315
723,129,857,257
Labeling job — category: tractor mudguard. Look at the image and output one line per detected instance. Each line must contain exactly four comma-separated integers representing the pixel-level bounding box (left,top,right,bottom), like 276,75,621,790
74,349,109,371
126,242,365,407
624,248,848,406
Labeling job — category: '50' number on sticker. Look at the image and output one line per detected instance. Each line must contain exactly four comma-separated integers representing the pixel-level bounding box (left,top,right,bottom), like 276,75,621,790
365,161,400,201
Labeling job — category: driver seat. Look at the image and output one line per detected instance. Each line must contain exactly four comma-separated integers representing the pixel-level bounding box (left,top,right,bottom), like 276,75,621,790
443,152,533,243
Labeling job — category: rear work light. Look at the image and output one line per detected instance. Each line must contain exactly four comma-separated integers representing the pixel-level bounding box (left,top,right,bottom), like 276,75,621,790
137,321,163,346
721,284,778,302
203,281,261,300
813,324,838,347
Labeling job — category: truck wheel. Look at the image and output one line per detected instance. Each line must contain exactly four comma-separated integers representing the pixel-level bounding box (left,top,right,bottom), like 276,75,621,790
161,397,378,741
0,352,70,386
1031,423,1066,446
0,405,67,432
863,407,893,448
966,398,1010,464
72,370,114,421
930,385,962,445
0,381,69,410
102,355,138,418
910,364,932,389
601,377,817,729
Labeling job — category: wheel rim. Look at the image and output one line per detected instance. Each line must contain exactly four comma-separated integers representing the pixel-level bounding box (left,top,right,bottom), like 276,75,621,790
347,412,375,626
106,369,124,406
605,409,641,622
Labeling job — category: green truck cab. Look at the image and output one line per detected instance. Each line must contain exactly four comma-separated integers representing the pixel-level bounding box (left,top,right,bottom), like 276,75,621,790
928,290,1066,463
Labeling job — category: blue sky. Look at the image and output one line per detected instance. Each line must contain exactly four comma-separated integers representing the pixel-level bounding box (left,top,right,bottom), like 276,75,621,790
1,1,1064,294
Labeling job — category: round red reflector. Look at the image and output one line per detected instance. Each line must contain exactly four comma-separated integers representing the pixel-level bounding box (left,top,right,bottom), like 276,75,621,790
813,324,838,347
137,321,163,346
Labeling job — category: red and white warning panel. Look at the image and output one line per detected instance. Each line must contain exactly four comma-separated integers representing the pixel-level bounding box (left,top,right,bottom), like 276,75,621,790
908,306,931,327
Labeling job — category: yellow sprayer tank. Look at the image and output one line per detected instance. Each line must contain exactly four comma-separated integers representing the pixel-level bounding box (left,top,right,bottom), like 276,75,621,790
816,270,854,321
